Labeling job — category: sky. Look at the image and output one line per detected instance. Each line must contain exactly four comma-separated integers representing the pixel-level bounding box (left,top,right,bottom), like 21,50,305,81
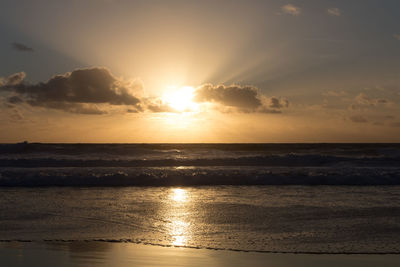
0,0,400,143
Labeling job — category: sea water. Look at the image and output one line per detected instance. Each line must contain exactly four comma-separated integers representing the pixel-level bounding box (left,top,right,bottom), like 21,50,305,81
0,143,399,253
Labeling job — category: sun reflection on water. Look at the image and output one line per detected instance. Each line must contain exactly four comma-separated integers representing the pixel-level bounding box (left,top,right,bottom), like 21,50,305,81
170,220,189,246
165,188,192,247
171,188,187,202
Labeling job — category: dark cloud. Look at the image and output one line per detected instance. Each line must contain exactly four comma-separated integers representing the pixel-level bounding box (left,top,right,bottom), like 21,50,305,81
269,97,289,109
0,72,26,86
195,84,261,109
28,101,108,115
1,68,288,115
7,96,23,104
12,42,34,52
194,84,288,113
0,67,143,114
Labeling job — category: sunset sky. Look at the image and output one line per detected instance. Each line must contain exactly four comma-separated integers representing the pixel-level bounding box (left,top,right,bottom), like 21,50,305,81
1,0,400,142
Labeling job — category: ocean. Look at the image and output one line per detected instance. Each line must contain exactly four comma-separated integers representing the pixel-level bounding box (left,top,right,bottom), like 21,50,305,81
0,143,399,254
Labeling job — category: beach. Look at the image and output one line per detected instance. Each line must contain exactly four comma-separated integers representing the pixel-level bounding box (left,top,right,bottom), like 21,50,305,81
2,241,400,267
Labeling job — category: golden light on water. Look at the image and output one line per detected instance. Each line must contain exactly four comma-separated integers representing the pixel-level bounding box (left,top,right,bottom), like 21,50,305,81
171,188,187,202
165,188,191,247
172,236,186,247
170,220,189,246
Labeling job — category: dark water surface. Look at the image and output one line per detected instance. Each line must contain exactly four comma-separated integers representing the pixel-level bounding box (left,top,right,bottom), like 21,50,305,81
0,143,399,186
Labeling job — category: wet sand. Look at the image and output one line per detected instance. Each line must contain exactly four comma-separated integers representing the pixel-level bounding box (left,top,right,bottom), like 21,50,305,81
1,242,399,267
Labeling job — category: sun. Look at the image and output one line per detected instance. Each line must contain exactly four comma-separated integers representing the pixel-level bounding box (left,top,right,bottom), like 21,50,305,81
163,86,199,112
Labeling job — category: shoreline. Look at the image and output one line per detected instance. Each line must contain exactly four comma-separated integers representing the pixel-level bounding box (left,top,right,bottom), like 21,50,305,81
2,241,400,267
1,240,400,255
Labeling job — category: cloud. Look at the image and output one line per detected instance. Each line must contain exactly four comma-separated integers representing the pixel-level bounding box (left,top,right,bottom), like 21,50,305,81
0,98,25,122
1,68,289,115
346,93,396,126
7,96,24,104
350,93,391,110
0,67,143,114
194,84,289,113
12,42,34,52
323,90,348,97
127,108,139,113
6,107,25,122
384,115,395,120
146,102,176,113
327,7,341,16
281,4,301,16
30,101,108,115
350,115,368,123
393,34,400,41
354,93,388,106
0,72,26,86
10,109,24,121
269,97,289,109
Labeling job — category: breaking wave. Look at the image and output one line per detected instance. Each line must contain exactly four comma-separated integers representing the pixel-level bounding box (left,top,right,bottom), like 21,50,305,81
0,166,399,186
1,143,399,186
